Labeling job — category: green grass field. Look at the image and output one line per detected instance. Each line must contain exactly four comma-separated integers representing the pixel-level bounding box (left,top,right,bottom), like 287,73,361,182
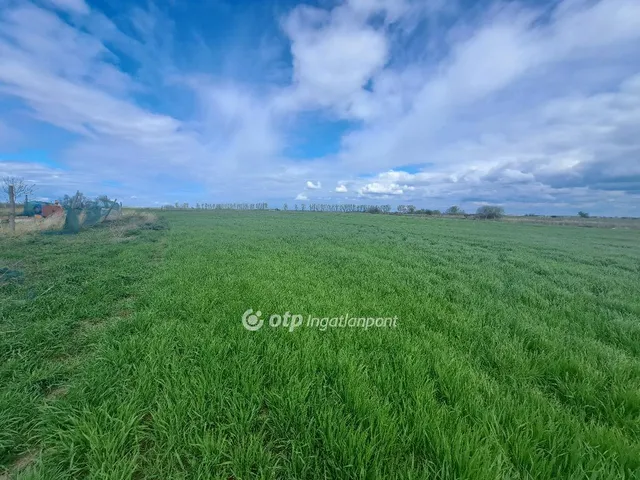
1,211,639,479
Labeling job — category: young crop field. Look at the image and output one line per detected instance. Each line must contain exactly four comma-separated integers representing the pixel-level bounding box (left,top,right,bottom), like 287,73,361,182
1,211,639,479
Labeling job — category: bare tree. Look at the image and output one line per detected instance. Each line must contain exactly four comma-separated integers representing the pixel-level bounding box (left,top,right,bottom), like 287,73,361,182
2,177,34,201
2,177,35,232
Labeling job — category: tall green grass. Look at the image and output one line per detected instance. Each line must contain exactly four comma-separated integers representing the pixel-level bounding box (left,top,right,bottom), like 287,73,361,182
1,211,639,478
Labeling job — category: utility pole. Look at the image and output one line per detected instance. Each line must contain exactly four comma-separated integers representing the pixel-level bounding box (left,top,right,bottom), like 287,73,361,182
8,184,15,232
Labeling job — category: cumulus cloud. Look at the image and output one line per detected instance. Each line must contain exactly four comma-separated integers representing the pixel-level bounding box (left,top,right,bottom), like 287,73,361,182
285,33,384,114
0,0,639,214
359,182,406,196
295,193,308,200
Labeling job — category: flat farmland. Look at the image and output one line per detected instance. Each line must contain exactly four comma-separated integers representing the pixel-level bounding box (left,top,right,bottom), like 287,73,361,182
1,211,639,479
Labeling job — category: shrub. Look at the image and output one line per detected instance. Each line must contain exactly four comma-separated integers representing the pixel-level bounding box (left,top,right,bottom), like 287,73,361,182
445,206,464,215
476,205,505,219
578,211,590,218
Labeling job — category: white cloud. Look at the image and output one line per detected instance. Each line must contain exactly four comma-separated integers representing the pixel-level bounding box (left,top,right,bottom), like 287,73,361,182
359,182,405,195
0,1,285,197
347,0,410,20
45,0,89,15
278,1,390,117
0,0,639,214
0,161,94,191
0,5,182,147
340,1,640,170
295,193,308,200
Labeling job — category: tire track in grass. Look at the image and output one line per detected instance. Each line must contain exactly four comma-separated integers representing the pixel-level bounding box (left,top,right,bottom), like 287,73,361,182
0,216,168,478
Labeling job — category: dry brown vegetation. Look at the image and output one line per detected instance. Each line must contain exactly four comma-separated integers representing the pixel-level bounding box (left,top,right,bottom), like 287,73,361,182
0,213,65,236
502,215,640,229
0,208,155,237
108,211,163,240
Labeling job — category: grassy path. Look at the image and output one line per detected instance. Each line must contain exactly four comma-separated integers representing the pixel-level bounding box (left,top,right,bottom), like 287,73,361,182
2,212,639,478
0,216,168,478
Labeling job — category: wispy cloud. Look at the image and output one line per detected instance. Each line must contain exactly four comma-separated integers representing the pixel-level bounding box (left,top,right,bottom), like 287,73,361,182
0,0,638,214
45,0,89,15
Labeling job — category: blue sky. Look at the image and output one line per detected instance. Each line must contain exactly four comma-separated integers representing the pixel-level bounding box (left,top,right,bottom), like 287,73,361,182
0,0,639,215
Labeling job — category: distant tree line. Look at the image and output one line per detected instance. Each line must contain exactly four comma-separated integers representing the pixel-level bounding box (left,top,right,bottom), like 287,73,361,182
397,205,442,215
398,204,505,219
158,201,506,219
287,204,392,213
398,205,461,215
162,203,269,210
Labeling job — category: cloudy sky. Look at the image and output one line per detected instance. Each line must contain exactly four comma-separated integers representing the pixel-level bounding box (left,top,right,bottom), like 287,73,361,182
0,0,639,215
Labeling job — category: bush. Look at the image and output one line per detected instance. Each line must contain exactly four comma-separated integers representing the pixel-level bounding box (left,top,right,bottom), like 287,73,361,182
578,211,590,218
445,206,464,215
476,205,505,219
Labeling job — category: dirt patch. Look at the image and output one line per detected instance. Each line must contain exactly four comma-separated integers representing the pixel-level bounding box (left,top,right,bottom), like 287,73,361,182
112,236,136,243
115,296,136,318
77,313,131,336
78,317,110,333
46,385,69,401
0,451,38,479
